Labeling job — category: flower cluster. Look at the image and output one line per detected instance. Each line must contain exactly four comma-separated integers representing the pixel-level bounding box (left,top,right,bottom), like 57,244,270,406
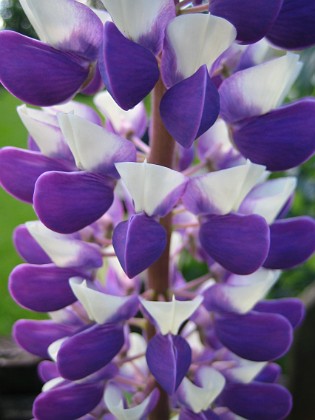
0,0,315,419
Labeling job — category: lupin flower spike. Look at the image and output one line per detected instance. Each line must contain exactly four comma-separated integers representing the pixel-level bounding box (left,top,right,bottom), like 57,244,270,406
0,0,314,419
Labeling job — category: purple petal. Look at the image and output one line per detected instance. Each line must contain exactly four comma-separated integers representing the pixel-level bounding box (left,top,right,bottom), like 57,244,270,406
57,323,124,380
161,14,236,88
113,214,167,278
255,363,281,383
237,41,271,71
13,320,74,358
177,144,195,171
9,264,84,312
180,409,220,420
0,31,89,106
108,295,139,324
219,54,301,124
222,382,292,420
13,225,51,264
28,135,41,152
88,363,119,384
264,217,315,269
144,388,160,418
215,311,293,361
25,221,103,269
233,99,315,171
203,269,278,315
160,65,220,149
33,381,104,420
0,147,71,203
199,213,270,275
146,334,191,395
38,361,59,382
34,171,114,233
81,65,104,95
99,22,159,110
153,184,187,218
254,298,305,329
267,0,315,49
277,193,294,219
210,0,283,44
238,177,297,225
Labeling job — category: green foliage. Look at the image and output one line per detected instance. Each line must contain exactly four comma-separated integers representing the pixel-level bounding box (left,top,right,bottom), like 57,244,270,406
0,0,36,37
179,250,209,281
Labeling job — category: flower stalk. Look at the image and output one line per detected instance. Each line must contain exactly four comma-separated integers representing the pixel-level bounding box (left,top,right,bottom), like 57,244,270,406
147,76,176,419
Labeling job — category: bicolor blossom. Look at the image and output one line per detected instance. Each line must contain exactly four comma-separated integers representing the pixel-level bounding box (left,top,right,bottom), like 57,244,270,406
0,0,105,105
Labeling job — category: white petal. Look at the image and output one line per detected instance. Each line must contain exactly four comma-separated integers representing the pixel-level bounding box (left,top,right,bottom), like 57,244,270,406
170,231,184,258
181,367,225,413
102,0,162,39
101,0,174,53
104,383,153,420
181,378,215,413
17,105,63,157
185,160,266,215
164,14,236,83
42,377,65,392
221,269,281,314
227,358,267,384
140,296,203,335
182,322,205,355
220,53,302,122
47,338,67,362
47,100,101,125
233,160,269,210
198,367,226,402
191,168,244,214
69,278,131,324
89,8,112,25
26,221,83,267
115,161,186,216
198,118,236,162
19,0,67,45
106,244,136,291
58,113,134,172
199,367,225,392
121,333,148,377
19,0,100,54
240,177,297,224
240,38,271,67
94,90,147,136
